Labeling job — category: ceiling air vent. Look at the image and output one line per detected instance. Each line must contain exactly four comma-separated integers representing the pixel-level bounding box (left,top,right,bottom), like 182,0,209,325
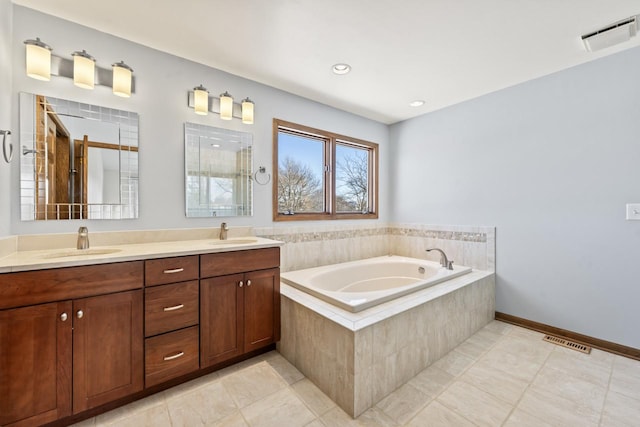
582,16,638,52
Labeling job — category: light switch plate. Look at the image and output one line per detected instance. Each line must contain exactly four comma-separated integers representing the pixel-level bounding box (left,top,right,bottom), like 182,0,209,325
626,203,640,220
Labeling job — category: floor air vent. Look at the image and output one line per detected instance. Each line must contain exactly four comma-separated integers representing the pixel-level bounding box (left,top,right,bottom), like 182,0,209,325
542,335,591,354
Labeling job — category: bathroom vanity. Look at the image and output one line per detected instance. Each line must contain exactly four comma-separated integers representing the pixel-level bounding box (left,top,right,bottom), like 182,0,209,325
0,238,281,427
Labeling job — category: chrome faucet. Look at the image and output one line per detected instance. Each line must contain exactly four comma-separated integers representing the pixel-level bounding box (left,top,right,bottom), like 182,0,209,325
426,248,453,270
77,226,89,250
220,222,229,240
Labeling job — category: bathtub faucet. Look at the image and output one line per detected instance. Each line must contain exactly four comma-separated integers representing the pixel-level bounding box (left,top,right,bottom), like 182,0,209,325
426,248,454,270
220,222,229,240
77,226,89,250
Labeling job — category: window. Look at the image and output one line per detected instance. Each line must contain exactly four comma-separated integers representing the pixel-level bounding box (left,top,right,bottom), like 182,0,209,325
273,119,378,221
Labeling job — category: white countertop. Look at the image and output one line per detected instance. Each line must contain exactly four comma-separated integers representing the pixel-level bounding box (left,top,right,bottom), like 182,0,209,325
0,236,284,273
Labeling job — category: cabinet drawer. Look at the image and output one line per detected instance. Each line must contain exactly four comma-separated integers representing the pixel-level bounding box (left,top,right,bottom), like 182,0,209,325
200,247,280,278
145,326,199,388
145,255,198,287
145,281,198,337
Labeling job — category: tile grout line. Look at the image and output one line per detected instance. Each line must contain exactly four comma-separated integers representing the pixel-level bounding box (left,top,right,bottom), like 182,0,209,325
500,343,556,426
597,354,616,427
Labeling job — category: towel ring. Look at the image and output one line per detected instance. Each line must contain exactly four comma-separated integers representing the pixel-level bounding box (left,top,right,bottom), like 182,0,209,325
253,166,271,185
1,130,12,163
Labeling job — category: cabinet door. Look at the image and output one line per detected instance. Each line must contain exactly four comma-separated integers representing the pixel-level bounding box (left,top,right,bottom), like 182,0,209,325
200,274,244,367
244,268,280,353
72,290,143,413
0,301,72,427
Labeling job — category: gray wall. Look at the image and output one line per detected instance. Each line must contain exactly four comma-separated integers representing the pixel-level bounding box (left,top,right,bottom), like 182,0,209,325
0,0,12,237
390,46,640,348
10,6,389,235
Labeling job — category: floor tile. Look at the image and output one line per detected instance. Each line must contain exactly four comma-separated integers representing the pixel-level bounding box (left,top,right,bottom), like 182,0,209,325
375,383,429,425
483,320,513,335
107,404,172,427
600,389,640,427
291,378,336,416
407,365,454,399
458,361,529,405
241,387,316,427
517,387,600,427
490,334,553,364
221,361,288,408
475,345,544,382
532,364,607,413
610,355,640,400
454,339,487,360
543,347,612,388
321,406,397,427
265,351,305,384
502,408,553,427
405,400,475,427
211,411,249,427
437,381,513,427
94,391,165,425
432,350,475,377
166,380,237,426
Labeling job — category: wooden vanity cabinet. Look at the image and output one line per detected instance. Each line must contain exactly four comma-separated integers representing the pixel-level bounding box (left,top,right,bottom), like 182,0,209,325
200,248,280,367
0,262,144,427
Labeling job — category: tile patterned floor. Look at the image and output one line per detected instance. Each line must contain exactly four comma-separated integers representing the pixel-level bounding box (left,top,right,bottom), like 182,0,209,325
73,321,640,427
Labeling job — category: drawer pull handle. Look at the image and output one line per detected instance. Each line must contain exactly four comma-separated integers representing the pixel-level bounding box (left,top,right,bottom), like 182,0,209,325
163,268,185,274
163,304,184,312
163,351,185,361
247,280,252,287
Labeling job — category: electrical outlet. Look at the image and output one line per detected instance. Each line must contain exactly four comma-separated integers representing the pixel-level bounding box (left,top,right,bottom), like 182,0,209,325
626,203,640,220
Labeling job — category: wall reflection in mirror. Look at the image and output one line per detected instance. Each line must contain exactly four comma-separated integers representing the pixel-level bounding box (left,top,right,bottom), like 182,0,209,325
185,123,252,217
20,93,139,220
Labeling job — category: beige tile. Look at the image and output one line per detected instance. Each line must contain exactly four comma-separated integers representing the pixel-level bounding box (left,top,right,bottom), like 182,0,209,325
221,362,288,408
111,404,172,427
304,420,325,427
543,347,612,388
466,328,502,350
458,362,529,405
490,334,553,364
433,350,475,377
405,400,475,427
437,381,513,427
454,339,487,360
241,388,316,427
502,408,553,427
610,356,640,400
70,417,95,427
517,387,600,427
601,390,640,427
266,353,305,384
211,411,248,427
532,365,607,413
163,371,220,398
167,381,237,426
95,390,165,425
483,320,513,335
292,378,336,416
375,383,429,425
320,406,397,427
408,365,454,399
475,346,543,382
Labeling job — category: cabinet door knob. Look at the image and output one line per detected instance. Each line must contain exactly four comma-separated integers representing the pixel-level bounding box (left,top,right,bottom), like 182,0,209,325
60,312,68,322
247,280,252,286
77,310,84,319
239,281,243,287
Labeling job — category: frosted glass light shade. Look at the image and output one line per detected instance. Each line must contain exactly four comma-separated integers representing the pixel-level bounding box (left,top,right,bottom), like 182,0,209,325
72,50,95,89
194,85,209,115
112,61,133,97
241,98,254,124
219,91,233,120
24,38,52,81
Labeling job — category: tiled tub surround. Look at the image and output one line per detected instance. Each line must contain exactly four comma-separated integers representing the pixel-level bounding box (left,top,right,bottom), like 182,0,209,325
278,268,495,417
256,223,495,273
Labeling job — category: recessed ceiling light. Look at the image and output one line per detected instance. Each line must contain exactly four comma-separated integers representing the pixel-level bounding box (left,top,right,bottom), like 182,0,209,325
409,100,425,107
211,144,220,148
332,63,351,75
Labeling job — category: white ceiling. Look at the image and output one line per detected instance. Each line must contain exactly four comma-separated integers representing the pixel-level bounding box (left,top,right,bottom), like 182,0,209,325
13,0,640,124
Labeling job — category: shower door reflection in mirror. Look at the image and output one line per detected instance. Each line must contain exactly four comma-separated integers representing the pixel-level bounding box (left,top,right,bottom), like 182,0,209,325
19,93,139,220
184,123,253,217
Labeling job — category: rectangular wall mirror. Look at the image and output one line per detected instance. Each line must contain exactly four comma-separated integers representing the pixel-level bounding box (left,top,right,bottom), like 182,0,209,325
184,123,253,217
19,93,139,220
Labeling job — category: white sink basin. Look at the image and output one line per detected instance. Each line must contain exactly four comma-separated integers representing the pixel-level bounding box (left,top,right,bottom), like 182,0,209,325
41,248,123,259
209,238,259,246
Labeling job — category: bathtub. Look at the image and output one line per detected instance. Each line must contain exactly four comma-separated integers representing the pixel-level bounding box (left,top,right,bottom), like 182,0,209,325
280,255,472,312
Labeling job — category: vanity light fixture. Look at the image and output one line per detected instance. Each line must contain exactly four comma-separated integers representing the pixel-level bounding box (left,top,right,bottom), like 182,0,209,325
194,85,209,115
112,61,133,97
187,88,254,124
24,38,52,81
241,98,254,124
72,50,96,89
219,92,233,120
22,37,135,96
